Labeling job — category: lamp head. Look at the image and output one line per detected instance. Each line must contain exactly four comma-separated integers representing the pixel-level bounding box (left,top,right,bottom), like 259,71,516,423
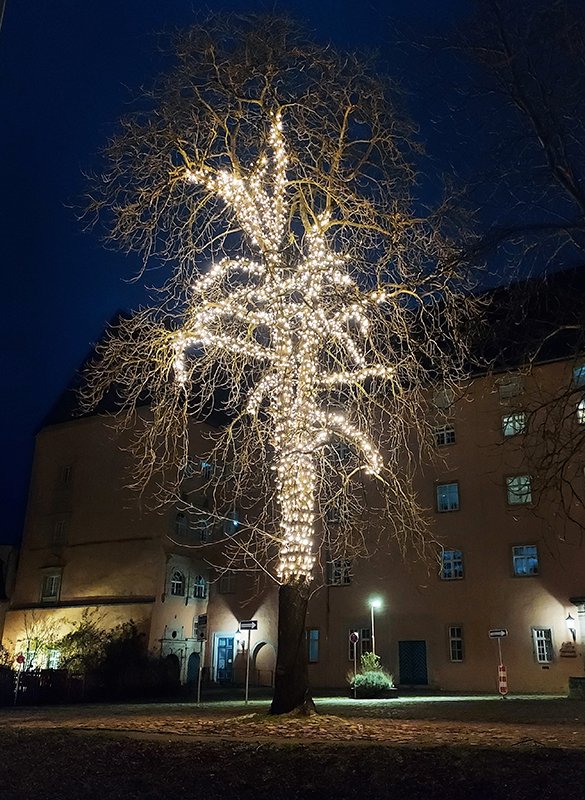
370,597,382,609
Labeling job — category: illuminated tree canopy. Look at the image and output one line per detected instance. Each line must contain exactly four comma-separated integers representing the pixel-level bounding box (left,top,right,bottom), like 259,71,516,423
82,14,478,713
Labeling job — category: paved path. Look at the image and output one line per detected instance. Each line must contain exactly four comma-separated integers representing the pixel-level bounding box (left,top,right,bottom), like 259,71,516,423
2,695,585,749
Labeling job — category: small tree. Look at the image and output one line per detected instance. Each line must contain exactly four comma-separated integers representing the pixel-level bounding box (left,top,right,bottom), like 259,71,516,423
83,14,477,714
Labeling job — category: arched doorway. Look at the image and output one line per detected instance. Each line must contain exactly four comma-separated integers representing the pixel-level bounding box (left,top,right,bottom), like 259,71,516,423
252,642,276,687
187,652,200,684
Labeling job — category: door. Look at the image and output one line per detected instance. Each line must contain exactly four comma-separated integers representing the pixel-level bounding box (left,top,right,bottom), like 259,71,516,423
216,637,234,683
187,652,200,684
398,640,428,685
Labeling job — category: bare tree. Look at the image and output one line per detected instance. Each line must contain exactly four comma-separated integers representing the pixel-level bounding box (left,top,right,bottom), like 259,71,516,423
82,14,477,714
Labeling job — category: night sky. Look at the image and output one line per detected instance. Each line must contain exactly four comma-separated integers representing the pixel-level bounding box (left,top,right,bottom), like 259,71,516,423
0,1,469,545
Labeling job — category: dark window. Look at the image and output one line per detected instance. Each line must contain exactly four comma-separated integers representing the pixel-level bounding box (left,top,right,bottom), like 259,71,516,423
437,483,459,512
441,550,464,580
307,629,319,663
449,626,464,662
512,545,539,576
170,571,185,596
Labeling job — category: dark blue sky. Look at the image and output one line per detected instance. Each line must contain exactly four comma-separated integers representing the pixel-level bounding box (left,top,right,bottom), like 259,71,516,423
0,0,468,545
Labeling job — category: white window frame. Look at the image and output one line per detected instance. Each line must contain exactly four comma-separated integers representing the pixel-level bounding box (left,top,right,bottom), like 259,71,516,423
441,550,464,580
502,412,526,437
41,572,61,602
219,571,236,594
512,545,539,576
193,575,207,599
506,475,532,505
170,570,185,596
52,519,68,547
329,559,351,586
437,482,459,512
435,425,456,447
448,626,464,662
532,627,554,663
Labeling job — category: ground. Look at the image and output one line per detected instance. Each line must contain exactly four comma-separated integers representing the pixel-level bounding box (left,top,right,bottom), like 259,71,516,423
2,693,585,798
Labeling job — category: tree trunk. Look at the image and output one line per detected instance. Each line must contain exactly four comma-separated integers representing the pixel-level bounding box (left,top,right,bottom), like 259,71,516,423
269,580,316,715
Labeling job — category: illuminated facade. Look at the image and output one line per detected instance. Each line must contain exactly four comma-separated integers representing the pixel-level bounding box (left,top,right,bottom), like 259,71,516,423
3,354,585,694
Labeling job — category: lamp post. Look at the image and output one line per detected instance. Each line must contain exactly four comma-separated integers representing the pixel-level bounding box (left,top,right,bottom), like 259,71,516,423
566,614,577,642
370,597,382,655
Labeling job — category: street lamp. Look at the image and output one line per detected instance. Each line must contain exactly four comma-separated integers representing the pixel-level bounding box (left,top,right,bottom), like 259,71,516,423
369,597,382,655
566,614,577,642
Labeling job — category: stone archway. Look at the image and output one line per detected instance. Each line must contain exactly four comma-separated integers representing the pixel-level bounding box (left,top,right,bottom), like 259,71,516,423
252,641,276,687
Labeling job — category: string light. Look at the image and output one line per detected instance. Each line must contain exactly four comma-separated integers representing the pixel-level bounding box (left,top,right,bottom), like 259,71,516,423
177,115,395,582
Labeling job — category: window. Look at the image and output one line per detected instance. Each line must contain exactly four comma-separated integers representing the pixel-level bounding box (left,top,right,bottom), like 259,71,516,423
193,517,210,543
193,575,207,599
328,559,351,586
170,571,185,596
433,388,455,409
498,374,522,400
441,550,464,580
46,649,60,670
307,629,319,663
223,509,239,536
435,425,456,447
506,475,532,505
41,572,61,602
174,513,188,538
502,412,526,437
326,496,348,524
573,365,585,388
533,628,553,663
201,461,215,480
59,465,72,484
578,399,585,424
219,571,235,594
512,545,539,576
448,626,464,662
52,520,68,547
349,628,372,660
437,483,459,512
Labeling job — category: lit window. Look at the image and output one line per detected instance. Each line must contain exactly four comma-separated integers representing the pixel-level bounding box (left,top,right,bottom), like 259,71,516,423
437,483,459,512
506,475,532,504
435,425,456,447
502,412,526,437
170,571,185,596
533,627,553,663
498,374,522,400
348,628,372,660
193,575,207,599
574,365,585,388
329,559,351,585
219,571,235,594
307,629,319,663
41,572,61,602
578,399,585,424
223,509,239,536
448,626,464,662
512,545,539,576
441,550,464,580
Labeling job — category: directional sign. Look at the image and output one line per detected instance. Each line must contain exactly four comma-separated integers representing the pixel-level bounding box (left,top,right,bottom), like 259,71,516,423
240,619,258,631
489,629,508,639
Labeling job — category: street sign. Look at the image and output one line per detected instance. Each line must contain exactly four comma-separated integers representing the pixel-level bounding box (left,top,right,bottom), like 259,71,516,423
489,629,508,638
240,619,258,631
196,614,207,642
198,614,208,626
15,654,25,665
349,631,359,644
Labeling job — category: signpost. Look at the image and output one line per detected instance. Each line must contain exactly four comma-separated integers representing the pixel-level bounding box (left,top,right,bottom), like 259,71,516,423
14,654,25,705
488,629,508,698
349,631,359,699
196,615,207,706
240,620,258,704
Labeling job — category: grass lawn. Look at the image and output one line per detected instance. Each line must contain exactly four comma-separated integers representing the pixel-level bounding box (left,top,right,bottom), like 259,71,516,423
1,728,585,800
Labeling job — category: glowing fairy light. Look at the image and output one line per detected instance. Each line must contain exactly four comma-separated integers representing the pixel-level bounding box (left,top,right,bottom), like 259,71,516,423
175,115,396,582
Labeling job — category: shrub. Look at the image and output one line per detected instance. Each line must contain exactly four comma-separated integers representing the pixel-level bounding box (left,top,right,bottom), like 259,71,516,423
350,670,394,697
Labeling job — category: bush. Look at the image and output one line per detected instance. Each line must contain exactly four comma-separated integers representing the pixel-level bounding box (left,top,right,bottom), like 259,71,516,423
349,652,394,697
350,670,394,697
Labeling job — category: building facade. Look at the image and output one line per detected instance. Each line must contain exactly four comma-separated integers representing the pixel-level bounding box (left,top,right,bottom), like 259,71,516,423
3,355,585,695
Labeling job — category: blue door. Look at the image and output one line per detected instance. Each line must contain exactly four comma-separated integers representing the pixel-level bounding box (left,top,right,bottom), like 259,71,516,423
187,652,200,684
216,637,234,683
398,640,428,685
